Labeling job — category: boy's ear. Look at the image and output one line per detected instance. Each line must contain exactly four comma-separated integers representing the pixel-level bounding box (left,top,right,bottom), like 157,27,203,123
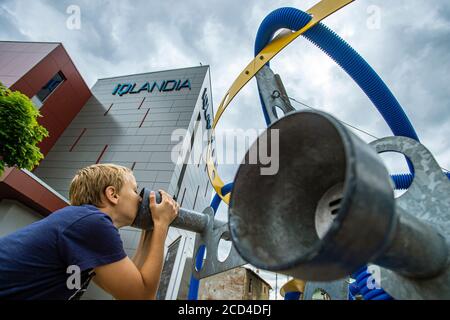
104,186,119,205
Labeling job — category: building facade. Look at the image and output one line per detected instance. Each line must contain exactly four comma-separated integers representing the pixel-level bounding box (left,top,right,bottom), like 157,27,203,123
0,41,90,234
198,267,272,300
0,41,92,156
0,41,216,300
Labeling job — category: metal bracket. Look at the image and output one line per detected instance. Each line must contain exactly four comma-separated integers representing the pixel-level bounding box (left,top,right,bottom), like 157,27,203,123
256,65,296,124
370,136,450,300
191,207,247,280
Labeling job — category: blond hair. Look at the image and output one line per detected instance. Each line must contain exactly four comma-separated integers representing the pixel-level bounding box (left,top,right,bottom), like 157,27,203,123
69,164,133,206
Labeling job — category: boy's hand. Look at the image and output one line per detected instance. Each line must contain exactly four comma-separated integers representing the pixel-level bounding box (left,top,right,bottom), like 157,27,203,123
149,190,179,228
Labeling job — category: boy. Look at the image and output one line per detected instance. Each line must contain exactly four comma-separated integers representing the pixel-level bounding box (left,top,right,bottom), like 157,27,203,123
0,164,179,300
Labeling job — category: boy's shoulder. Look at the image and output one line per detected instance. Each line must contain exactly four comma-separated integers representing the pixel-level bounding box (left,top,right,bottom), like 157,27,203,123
49,204,113,231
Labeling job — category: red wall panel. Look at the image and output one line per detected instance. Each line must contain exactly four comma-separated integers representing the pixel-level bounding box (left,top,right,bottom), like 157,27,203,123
0,168,68,217
9,43,92,157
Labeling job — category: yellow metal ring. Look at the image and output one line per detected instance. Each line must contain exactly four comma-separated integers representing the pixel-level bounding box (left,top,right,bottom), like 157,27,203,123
206,0,355,204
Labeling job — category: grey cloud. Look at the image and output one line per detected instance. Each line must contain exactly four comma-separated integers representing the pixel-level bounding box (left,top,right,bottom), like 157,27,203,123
0,5,30,40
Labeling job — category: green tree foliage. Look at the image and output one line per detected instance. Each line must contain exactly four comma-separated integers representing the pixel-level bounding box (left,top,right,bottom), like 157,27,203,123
0,82,49,176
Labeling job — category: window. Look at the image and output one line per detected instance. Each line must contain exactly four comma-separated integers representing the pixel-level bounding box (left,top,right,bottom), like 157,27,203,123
31,95,43,109
32,71,66,108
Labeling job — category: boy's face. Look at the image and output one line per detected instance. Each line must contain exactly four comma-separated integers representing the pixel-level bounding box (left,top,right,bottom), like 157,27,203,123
116,173,142,225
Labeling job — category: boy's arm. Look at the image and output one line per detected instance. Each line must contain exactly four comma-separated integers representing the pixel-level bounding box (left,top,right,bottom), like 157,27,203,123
93,191,178,300
132,230,152,268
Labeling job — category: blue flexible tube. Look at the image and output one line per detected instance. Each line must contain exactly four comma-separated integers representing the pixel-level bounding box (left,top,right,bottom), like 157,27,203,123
349,282,359,296
349,267,394,300
372,293,393,301
392,172,450,190
187,183,234,300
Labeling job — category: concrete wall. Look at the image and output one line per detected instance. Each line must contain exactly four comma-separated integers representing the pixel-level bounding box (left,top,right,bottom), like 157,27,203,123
243,270,271,300
199,268,246,300
198,268,271,300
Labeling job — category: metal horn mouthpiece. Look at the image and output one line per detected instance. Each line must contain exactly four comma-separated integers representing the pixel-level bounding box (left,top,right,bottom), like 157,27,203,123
132,188,209,234
229,110,447,282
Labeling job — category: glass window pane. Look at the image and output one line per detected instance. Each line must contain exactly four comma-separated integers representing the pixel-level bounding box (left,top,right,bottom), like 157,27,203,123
36,71,65,102
31,95,43,109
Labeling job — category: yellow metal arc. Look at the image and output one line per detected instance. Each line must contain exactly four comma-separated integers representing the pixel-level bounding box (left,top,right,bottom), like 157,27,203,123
206,0,355,204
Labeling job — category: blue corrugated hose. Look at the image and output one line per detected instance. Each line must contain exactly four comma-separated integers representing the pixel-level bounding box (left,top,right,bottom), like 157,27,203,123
392,172,450,190
254,7,450,188
187,183,234,300
349,266,394,300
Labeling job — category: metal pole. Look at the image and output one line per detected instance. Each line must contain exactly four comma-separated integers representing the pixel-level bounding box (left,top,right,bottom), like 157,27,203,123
132,188,223,234
275,273,278,300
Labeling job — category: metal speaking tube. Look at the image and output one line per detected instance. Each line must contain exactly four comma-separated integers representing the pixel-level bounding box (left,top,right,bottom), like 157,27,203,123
228,110,448,283
131,188,225,235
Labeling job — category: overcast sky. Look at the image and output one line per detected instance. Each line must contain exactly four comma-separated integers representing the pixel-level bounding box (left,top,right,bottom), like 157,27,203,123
1,0,450,299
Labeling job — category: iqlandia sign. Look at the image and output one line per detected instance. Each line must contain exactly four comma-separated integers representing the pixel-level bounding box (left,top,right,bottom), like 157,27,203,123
112,79,191,96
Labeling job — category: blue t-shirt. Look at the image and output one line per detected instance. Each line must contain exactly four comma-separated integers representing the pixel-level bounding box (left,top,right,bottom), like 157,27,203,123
0,204,127,300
